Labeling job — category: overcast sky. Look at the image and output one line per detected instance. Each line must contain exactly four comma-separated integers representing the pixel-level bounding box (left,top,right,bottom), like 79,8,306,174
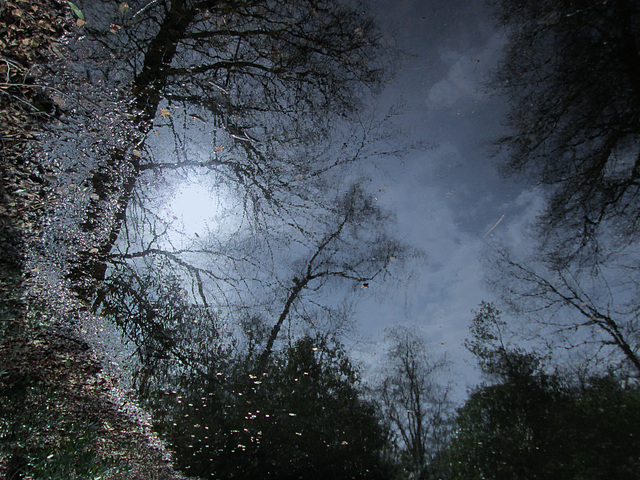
341,0,545,398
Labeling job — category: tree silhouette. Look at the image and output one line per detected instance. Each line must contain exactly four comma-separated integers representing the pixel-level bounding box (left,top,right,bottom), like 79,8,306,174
98,182,409,381
491,0,640,261
377,325,452,479
435,363,640,479
64,0,397,296
484,249,640,376
144,335,397,479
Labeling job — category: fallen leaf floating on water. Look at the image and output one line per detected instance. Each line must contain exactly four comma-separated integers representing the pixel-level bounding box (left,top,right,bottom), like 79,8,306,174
67,1,84,19
159,108,171,117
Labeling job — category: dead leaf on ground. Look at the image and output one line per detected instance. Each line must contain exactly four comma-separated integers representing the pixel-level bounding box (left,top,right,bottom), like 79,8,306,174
51,94,65,107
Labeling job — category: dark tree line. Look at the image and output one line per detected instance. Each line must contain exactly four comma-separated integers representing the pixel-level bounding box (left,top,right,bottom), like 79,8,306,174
404,304,640,480
143,335,398,480
436,358,640,479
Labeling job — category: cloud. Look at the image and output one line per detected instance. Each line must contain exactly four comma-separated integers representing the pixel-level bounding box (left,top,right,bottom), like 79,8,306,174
355,139,514,398
482,188,547,254
427,34,504,108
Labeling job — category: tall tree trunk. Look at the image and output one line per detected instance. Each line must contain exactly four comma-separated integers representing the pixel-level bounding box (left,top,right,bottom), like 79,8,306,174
69,1,198,300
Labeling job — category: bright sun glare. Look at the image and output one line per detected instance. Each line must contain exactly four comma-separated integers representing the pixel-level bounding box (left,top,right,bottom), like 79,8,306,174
168,181,222,237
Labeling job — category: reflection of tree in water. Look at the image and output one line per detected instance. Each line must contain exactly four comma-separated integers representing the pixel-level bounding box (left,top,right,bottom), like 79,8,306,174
144,335,397,479
104,183,407,364
14,1,640,477
60,0,403,348
438,3,640,477
377,325,452,480
45,1,411,476
69,0,398,292
493,0,640,259
485,0,640,377
437,347,640,480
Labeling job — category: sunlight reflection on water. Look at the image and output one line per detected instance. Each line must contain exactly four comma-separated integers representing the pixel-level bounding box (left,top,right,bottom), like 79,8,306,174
169,181,220,236
163,178,243,242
